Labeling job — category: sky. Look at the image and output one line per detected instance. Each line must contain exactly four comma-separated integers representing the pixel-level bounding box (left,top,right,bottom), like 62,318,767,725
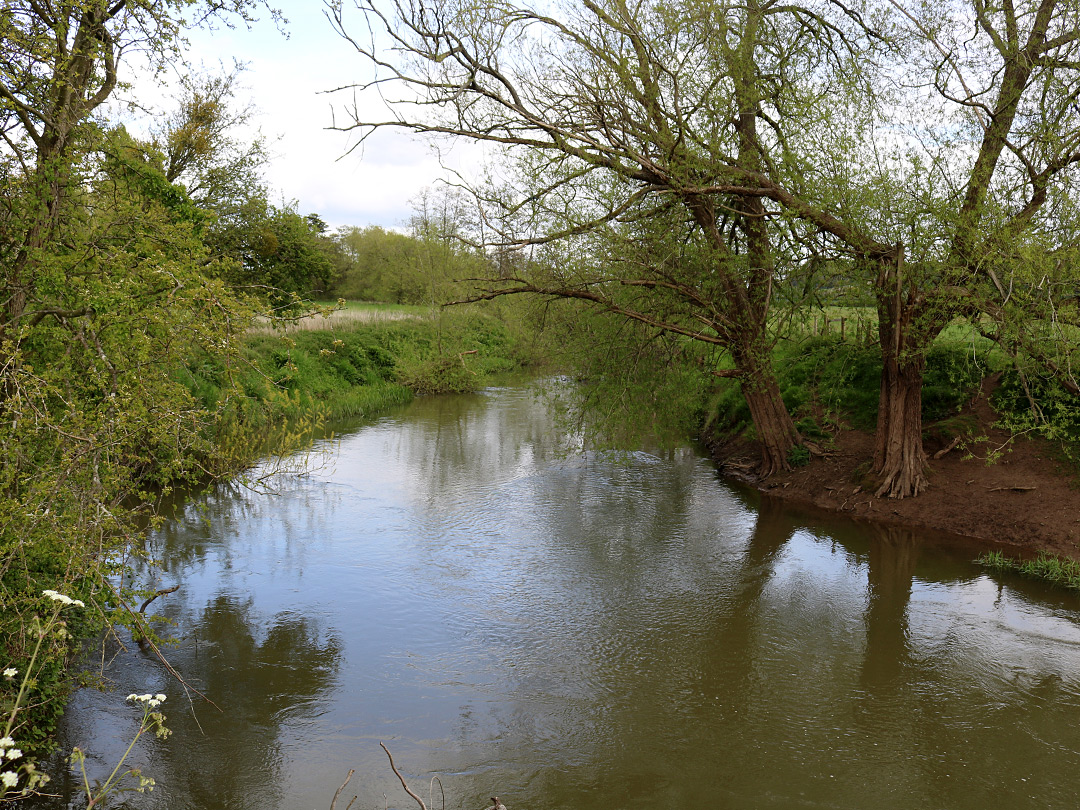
116,1,457,231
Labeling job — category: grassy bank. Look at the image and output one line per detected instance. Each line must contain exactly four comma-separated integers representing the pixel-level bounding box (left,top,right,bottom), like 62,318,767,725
706,332,998,446
182,304,535,430
977,550,1080,592
706,325,1079,468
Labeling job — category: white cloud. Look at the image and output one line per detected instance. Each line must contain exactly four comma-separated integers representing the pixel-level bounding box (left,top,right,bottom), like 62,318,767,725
112,0,464,230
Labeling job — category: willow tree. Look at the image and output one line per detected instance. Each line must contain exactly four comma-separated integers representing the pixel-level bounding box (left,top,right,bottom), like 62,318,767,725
844,0,1080,497
330,0,874,475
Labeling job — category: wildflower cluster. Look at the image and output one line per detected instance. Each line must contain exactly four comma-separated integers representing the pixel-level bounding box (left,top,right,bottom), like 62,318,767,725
125,693,171,741
0,588,86,799
127,693,167,709
42,589,85,608
0,735,49,797
3,589,171,804
74,689,171,806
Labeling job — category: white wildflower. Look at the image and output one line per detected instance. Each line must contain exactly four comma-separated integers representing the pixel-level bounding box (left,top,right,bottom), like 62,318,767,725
41,589,80,606
1,771,17,788
0,738,12,749
5,749,20,761
127,693,164,706
2,669,15,679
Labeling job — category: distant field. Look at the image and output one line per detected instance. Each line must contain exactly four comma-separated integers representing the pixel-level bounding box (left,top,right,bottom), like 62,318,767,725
249,301,430,334
790,306,1002,354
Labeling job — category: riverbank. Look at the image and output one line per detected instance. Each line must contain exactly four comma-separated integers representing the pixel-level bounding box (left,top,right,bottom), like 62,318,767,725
708,380,1080,559
188,305,536,432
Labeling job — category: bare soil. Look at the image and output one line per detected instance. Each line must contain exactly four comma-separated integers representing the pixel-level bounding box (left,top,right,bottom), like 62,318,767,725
708,377,1080,559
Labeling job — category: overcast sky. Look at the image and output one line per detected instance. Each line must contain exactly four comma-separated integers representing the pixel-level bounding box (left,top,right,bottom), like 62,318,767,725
117,1,455,231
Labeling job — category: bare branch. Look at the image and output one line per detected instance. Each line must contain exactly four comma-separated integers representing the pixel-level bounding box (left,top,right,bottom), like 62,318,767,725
381,743,427,810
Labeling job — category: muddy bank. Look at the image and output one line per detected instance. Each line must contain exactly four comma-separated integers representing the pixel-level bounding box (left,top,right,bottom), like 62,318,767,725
707,408,1080,560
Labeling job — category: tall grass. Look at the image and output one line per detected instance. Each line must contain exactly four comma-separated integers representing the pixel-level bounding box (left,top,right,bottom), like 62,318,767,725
977,550,1080,591
185,307,534,428
248,302,426,335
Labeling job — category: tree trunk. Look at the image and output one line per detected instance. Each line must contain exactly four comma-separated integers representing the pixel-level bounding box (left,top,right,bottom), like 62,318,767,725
874,348,927,498
735,345,800,477
873,246,928,498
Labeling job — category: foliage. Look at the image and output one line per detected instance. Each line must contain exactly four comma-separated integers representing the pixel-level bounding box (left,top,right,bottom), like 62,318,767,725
526,301,711,451
993,372,1080,464
978,550,1080,592
330,224,486,306
152,68,271,214
0,125,260,761
185,308,531,425
209,194,339,300
707,335,992,436
787,445,812,467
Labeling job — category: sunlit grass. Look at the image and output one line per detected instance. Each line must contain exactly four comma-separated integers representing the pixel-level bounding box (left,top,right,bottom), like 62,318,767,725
249,302,429,335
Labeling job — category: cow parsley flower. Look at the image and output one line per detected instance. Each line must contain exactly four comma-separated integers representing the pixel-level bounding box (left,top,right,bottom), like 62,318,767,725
1,771,18,788
41,590,83,607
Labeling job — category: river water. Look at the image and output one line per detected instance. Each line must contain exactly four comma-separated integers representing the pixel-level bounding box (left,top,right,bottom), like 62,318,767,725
39,384,1080,809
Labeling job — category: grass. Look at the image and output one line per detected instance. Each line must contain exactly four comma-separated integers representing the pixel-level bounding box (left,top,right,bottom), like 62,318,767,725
705,331,994,442
185,306,535,429
977,549,1080,591
789,306,1003,356
248,301,428,335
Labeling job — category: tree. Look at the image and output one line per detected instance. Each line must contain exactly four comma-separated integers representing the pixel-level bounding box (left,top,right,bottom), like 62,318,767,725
864,0,1080,496
0,124,260,752
333,0,1080,493
209,194,338,300
330,219,483,305
787,0,1080,497
333,225,417,301
152,68,271,213
0,0,276,334
329,0,874,475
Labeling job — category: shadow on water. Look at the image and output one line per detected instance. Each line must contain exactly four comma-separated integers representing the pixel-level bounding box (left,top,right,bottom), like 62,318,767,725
40,599,341,810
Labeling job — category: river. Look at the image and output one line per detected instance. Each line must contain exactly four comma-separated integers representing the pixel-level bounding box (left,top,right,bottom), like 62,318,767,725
37,384,1080,809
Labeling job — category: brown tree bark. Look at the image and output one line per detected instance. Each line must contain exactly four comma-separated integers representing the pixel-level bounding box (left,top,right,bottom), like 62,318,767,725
874,347,928,498
741,363,801,477
687,185,801,478
873,247,929,498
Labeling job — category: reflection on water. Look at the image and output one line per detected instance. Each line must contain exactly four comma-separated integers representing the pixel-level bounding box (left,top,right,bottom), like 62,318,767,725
37,385,1080,810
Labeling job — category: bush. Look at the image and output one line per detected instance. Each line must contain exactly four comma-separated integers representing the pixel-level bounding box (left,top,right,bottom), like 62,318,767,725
993,371,1080,463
